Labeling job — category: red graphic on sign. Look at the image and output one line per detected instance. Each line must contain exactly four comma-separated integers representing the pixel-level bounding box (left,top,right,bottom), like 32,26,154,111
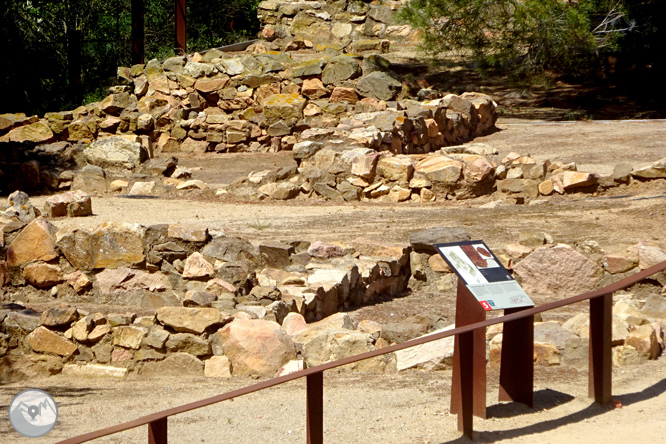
480,301,492,311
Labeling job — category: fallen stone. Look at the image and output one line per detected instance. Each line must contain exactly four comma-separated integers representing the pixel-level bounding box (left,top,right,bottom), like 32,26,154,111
534,321,579,350
308,241,344,258
28,326,77,356
113,326,147,349
642,294,666,319
182,252,214,279
5,190,40,222
302,328,390,372
513,245,603,295
283,312,308,335
7,120,54,144
221,319,296,377
43,190,92,218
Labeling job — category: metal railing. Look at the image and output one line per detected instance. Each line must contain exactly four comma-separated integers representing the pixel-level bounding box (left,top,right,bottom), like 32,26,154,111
57,260,666,443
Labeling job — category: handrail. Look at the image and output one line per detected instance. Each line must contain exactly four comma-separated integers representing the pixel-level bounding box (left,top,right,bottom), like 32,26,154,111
57,260,666,444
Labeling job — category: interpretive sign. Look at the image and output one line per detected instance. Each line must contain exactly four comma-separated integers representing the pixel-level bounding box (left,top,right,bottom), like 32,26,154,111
434,240,534,311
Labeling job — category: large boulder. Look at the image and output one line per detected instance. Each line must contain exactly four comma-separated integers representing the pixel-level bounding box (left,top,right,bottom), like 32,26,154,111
221,319,296,377
301,328,392,372
513,245,604,295
84,136,148,170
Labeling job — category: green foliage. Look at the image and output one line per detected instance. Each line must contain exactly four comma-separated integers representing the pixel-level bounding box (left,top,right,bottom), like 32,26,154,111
1,0,262,116
398,0,651,78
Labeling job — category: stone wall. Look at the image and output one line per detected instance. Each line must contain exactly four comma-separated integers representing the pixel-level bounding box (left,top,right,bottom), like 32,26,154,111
257,0,416,47
0,43,499,193
2,210,666,382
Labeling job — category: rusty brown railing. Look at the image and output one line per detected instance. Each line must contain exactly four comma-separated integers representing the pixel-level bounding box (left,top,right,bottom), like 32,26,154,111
57,260,666,443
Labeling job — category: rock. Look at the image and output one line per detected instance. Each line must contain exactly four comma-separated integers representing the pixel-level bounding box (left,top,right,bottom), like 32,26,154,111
534,321,579,350
381,323,429,344
518,230,548,248
176,179,209,190
272,182,300,200
84,136,148,170
355,71,402,101
27,326,77,356
415,157,463,184
87,324,110,343
538,180,554,196
388,185,411,202
262,94,307,126
57,223,145,270
308,241,344,258
183,290,216,307
275,359,305,377
534,342,561,366
377,156,414,184
291,313,357,345
7,121,54,144
614,300,649,325
496,178,539,199
464,157,494,182
166,333,210,356
632,158,666,179
330,87,359,104
634,242,666,269
613,345,648,366
283,312,308,335
556,171,597,190
96,268,171,296
613,163,633,183
142,326,170,349
167,224,209,242
62,364,127,378
428,254,451,272
23,263,63,288
301,78,327,99
204,356,232,377
4,312,42,335
513,245,603,295
129,181,156,195
603,254,638,274
5,190,40,222
221,319,296,377
625,324,660,359
182,252,215,279
642,294,666,319
259,241,294,268
156,307,223,334
505,243,533,259
72,165,107,193
302,328,389,372
0,355,63,382
111,348,133,362
7,217,58,266
43,190,92,218
40,306,78,327
139,352,204,377
409,226,470,254
321,56,362,85
111,325,146,350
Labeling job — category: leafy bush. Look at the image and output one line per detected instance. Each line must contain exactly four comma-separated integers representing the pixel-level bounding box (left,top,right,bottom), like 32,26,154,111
398,0,640,78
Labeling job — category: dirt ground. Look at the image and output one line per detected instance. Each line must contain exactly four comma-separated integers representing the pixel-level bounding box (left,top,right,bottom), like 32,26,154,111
3,118,666,443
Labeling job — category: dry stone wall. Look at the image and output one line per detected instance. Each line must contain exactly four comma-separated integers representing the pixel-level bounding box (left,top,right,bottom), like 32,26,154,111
1,209,666,382
257,0,416,48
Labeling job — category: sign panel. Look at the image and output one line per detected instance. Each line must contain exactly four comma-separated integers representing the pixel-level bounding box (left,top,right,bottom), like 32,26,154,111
434,240,534,311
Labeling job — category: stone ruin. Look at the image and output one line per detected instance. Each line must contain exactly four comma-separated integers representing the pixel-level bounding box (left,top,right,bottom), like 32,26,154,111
257,0,417,48
1,200,666,381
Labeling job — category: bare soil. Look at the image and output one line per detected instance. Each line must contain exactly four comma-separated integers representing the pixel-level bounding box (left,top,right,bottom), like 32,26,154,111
2,119,666,443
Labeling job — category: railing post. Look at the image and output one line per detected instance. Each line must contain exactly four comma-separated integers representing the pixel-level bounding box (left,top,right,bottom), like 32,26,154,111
307,371,324,444
457,331,474,439
589,293,612,405
148,418,167,444
450,280,487,419
499,307,534,408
